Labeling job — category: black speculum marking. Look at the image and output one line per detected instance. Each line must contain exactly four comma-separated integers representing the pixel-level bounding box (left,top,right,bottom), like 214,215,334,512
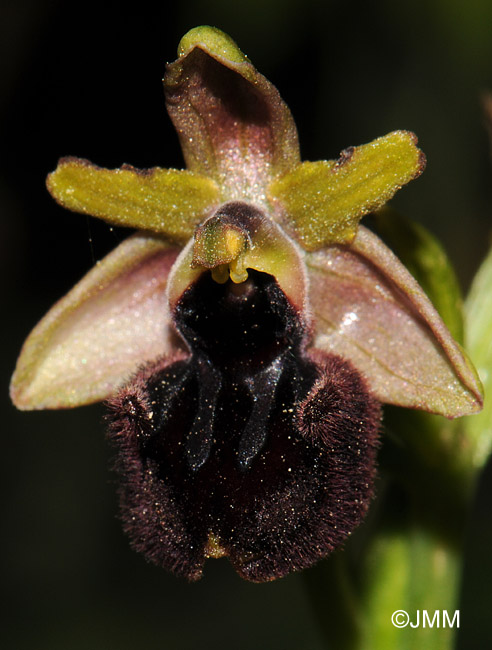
107,270,381,582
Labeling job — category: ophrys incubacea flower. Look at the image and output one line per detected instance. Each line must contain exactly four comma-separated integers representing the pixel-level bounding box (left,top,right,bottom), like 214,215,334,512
10,26,483,582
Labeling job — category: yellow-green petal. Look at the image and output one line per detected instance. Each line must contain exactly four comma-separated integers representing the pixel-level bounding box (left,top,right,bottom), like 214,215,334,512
269,130,426,250
47,158,221,242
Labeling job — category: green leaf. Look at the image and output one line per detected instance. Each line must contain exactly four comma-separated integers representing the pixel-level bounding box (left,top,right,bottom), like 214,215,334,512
464,243,492,468
371,207,464,344
306,484,462,650
357,505,461,650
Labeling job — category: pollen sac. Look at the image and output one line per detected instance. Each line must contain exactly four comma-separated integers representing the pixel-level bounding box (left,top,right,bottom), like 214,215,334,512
107,269,380,582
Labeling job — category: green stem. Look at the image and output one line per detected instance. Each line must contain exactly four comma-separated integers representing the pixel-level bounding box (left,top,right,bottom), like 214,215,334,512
304,552,362,650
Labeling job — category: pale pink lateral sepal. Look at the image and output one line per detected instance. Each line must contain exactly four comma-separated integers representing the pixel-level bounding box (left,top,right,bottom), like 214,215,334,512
306,226,483,417
11,233,182,410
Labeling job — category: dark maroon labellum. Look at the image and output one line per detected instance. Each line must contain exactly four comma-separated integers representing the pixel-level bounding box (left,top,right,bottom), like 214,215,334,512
107,269,380,582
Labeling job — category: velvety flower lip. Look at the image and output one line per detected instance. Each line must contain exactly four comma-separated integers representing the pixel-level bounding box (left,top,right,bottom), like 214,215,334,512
10,26,483,582
107,268,381,582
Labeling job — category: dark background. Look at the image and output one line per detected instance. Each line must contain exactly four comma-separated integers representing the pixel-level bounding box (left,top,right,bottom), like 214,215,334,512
2,1,492,648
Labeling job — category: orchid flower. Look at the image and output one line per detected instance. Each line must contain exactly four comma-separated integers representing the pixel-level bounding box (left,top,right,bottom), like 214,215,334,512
10,26,483,582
